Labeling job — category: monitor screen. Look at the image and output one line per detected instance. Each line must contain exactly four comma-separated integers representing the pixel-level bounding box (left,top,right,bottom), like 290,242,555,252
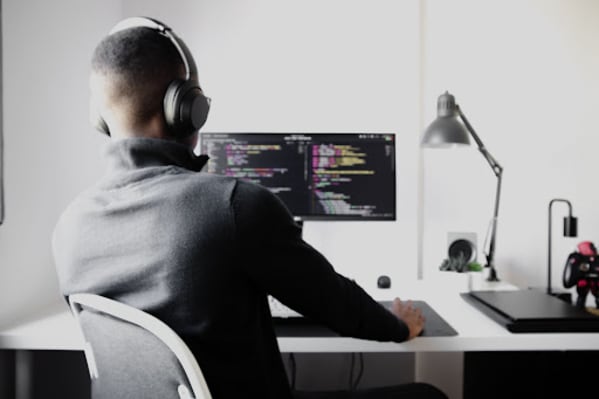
199,133,396,221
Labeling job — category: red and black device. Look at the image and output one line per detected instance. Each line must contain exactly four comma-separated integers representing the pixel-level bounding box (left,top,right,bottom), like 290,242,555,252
563,241,599,308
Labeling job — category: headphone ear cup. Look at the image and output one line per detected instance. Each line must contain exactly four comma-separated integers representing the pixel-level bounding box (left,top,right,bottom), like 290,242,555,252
163,79,209,137
185,88,210,132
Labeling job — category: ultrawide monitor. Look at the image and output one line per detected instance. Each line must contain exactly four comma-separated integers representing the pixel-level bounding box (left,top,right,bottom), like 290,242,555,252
199,133,396,221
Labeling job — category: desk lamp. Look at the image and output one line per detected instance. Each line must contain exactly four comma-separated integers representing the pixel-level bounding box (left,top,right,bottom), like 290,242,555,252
547,198,577,295
421,91,503,281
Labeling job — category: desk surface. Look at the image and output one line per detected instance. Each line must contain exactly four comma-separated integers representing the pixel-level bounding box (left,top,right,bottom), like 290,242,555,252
3,277,599,353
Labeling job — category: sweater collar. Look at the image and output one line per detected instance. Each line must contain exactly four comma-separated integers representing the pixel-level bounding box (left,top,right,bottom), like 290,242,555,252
103,137,209,173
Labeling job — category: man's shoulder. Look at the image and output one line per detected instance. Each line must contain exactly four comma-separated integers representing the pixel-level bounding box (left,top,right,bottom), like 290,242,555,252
177,171,243,203
53,186,98,233
230,178,287,209
231,179,295,224
232,178,273,197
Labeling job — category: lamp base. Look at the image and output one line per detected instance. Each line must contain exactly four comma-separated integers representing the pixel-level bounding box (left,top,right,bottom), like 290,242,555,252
549,291,573,304
529,286,573,304
486,267,500,282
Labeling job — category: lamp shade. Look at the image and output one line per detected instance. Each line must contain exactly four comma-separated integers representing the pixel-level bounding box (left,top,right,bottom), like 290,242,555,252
563,215,578,237
421,92,471,148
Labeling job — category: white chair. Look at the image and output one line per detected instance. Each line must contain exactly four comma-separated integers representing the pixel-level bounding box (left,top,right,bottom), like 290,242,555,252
68,293,212,399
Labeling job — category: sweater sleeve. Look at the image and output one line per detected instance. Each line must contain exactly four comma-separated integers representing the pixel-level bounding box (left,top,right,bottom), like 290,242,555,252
231,180,409,342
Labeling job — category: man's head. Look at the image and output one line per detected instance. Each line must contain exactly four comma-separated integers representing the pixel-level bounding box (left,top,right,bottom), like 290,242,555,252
90,17,210,145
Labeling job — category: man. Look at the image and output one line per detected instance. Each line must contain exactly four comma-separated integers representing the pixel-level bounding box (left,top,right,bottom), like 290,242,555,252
52,17,447,399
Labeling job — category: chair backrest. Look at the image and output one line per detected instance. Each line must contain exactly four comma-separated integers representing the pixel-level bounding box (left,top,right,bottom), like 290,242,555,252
68,293,212,399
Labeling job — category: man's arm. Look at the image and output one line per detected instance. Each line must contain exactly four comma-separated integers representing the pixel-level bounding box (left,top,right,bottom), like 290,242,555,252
231,181,421,342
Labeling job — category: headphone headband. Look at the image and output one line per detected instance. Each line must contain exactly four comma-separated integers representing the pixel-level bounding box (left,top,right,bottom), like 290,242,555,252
109,17,196,80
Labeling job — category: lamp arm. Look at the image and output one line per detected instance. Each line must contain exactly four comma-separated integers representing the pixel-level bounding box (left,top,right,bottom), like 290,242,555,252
456,105,502,281
456,105,503,178
485,170,502,281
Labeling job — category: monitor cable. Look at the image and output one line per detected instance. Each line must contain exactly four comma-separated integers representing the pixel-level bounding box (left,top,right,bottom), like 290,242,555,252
348,353,365,390
288,353,297,390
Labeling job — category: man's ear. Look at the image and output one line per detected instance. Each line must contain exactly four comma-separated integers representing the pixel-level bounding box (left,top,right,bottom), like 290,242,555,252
89,73,111,135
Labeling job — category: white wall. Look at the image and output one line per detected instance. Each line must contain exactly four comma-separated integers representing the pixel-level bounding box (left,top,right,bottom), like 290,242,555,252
421,0,599,297
3,0,597,321
0,1,423,325
3,1,597,397
121,0,423,294
125,0,599,298
0,0,121,327
2,0,596,329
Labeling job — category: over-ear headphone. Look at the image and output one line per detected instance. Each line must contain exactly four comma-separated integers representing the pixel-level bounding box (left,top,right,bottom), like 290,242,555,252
93,17,211,137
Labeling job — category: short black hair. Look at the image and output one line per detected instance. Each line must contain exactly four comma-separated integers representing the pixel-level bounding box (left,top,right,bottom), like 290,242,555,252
91,27,185,126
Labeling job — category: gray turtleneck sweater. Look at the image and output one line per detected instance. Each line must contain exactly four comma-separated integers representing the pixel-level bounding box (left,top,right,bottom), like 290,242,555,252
52,137,408,399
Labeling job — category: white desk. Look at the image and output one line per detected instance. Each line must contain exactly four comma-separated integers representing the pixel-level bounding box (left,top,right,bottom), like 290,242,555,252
2,277,599,352
3,277,599,399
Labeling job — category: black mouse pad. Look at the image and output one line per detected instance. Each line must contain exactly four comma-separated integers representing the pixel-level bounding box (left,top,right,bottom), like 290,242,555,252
274,300,457,337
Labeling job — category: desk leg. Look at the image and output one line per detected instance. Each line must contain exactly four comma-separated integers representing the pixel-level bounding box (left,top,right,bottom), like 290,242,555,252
15,350,33,399
0,350,16,398
0,350,33,399
415,352,463,399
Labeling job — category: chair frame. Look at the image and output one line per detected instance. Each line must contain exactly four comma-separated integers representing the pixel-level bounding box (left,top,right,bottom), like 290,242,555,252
69,293,212,399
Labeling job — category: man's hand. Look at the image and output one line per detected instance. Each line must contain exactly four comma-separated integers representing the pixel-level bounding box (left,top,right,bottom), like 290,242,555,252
391,298,425,340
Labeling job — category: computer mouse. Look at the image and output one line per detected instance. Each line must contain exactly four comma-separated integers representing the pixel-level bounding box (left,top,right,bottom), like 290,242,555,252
377,275,391,289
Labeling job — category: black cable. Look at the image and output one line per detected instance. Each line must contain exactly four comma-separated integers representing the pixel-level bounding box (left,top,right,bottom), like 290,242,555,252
289,353,297,390
352,353,365,390
348,353,356,390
